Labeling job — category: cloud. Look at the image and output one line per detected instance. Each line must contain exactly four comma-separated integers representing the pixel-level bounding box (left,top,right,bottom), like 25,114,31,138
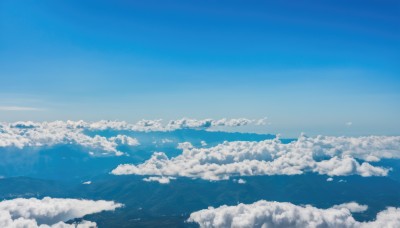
188,200,399,228
142,176,176,184
111,135,396,180
0,121,140,156
346,122,353,126
332,202,368,213
0,118,266,154
0,106,42,111
177,142,194,150
109,135,140,146
233,178,246,184
0,197,123,227
313,155,388,177
170,117,268,129
161,138,174,144
84,118,268,131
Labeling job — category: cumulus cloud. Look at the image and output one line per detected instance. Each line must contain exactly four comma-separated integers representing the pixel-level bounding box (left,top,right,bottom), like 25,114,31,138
169,117,267,129
112,135,397,180
177,142,194,150
188,200,399,228
81,118,268,131
0,197,122,227
313,156,388,177
0,118,266,154
109,135,140,146
0,121,140,156
332,202,368,213
233,179,246,184
142,176,176,184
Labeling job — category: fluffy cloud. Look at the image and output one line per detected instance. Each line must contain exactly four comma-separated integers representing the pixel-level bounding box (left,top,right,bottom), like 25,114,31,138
109,135,140,146
0,197,122,227
188,200,400,228
165,117,267,130
0,121,140,156
233,179,246,184
142,176,176,184
84,118,268,131
112,135,398,180
332,202,368,213
313,155,388,177
0,118,265,154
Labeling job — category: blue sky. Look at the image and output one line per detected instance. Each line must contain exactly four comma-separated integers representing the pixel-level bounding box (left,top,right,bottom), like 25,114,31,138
0,0,399,136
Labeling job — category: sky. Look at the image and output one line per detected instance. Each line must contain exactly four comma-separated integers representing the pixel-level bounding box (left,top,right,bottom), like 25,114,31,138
0,0,399,137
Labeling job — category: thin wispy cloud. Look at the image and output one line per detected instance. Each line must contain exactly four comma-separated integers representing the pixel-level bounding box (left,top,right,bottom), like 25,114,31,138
0,106,42,111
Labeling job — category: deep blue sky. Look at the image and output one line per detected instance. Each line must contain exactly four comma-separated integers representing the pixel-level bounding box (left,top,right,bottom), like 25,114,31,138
1,0,399,136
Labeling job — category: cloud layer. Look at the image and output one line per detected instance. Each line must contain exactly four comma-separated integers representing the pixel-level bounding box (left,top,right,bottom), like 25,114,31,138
0,121,139,156
0,118,265,155
78,117,268,131
0,197,123,227
143,176,176,184
188,200,400,228
112,135,400,180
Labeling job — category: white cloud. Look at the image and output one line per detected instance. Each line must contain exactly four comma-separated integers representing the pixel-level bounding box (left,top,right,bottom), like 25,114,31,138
0,197,122,227
84,118,268,132
0,118,267,154
112,135,396,180
142,176,176,184
188,200,399,228
332,202,368,213
0,106,41,111
161,138,173,144
326,177,333,182
82,181,92,185
109,135,140,146
0,121,140,156
233,178,246,184
177,142,194,150
313,155,388,177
